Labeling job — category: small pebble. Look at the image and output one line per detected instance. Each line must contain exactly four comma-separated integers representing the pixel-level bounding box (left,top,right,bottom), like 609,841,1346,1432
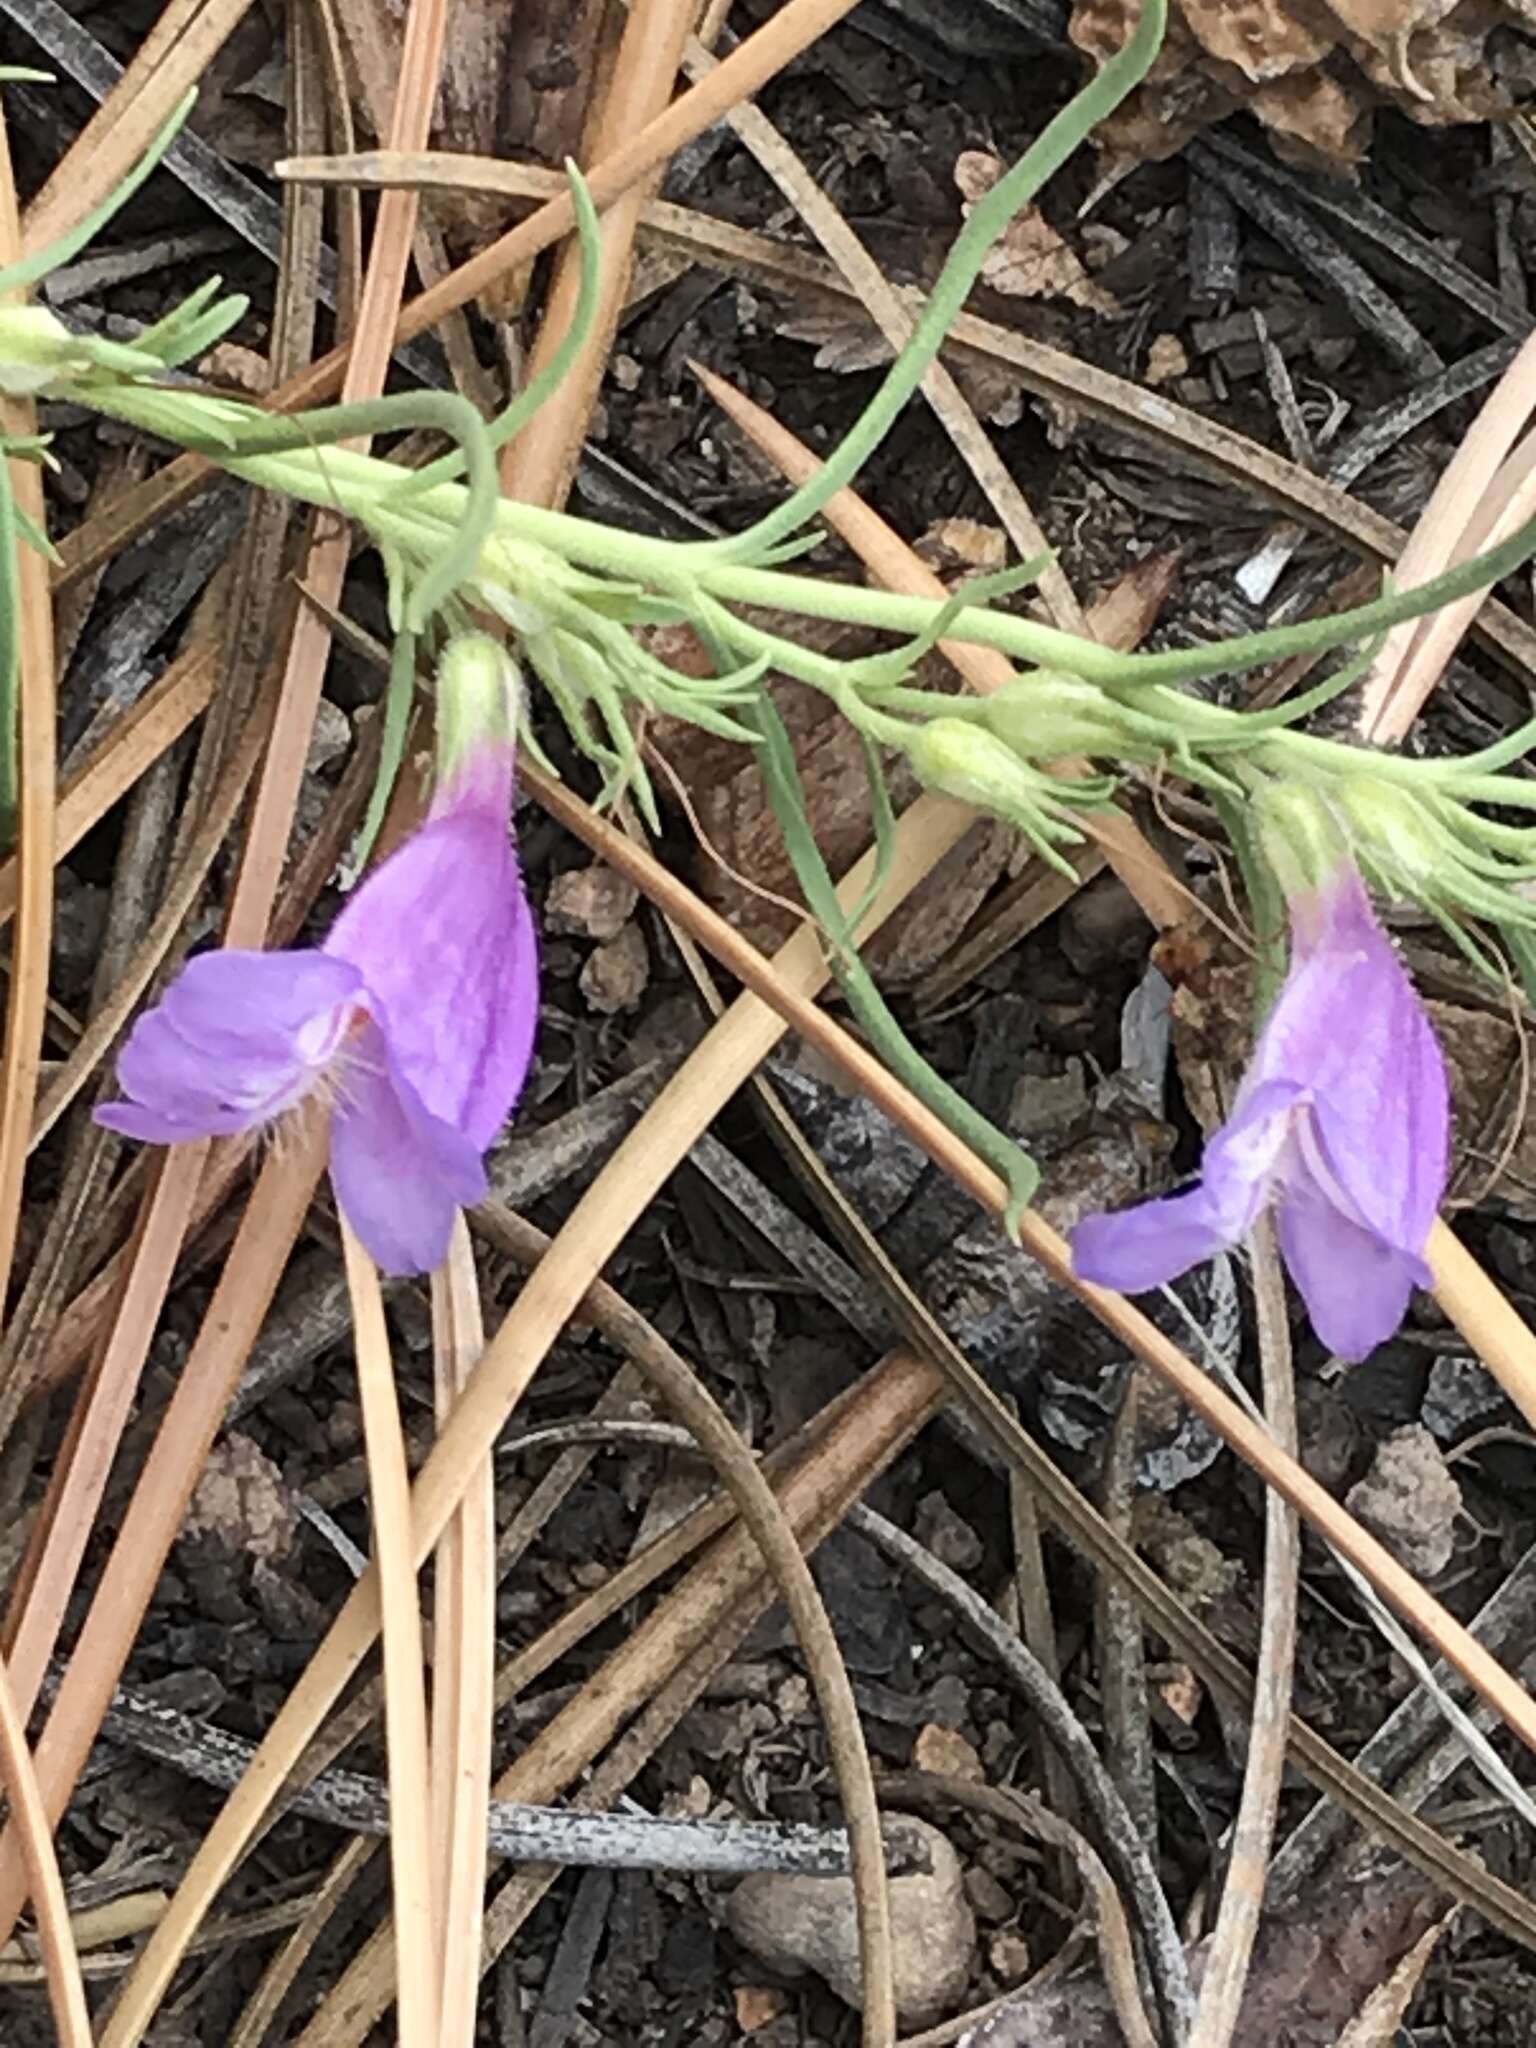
1345,1425,1462,1578
964,1866,1014,1924
579,921,649,1013
545,861,640,942
914,1490,983,1573
727,1816,975,2025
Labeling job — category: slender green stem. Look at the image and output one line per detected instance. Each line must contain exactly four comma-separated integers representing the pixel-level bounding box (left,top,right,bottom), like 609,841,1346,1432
105,373,1536,717
393,163,604,495
0,93,194,299
351,628,419,873
691,0,1168,565
754,696,1041,1229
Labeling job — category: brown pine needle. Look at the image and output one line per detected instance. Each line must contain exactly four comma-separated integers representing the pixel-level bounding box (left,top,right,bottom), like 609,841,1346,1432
0,1647,92,2046
342,1218,440,2047
0,98,57,1323
1185,1220,1299,2048
428,1217,494,2048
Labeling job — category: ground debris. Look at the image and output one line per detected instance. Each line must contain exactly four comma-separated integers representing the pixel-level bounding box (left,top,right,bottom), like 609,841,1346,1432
727,1816,976,2026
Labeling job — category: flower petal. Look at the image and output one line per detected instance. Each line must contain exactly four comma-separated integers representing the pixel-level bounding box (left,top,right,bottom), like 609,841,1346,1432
1252,869,1448,1257
329,1020,487,1275
94,1093,254,1144
324,809,537,1148
1276,1177,1424,1362
1072,1181,1234,1294
1072,1078,1302,1294
97,949,363,1143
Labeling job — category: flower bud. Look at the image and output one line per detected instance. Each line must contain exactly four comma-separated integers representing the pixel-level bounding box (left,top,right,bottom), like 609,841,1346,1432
0,305,87,395
1331,776,1447,891
904,715,1063,826
982,671,1143,762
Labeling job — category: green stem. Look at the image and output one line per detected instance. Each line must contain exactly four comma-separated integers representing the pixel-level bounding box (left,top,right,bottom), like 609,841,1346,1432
692,0,1168,565
753,695,1041,1231
107,374,1536,714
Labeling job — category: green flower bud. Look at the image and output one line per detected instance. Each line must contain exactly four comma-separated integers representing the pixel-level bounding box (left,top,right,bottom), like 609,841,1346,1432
982,671,1147,762
905,715,1067,826
1331,776,1448,891
0,305,88,395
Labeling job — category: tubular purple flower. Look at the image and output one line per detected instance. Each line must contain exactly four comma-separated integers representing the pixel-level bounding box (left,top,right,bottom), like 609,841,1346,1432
97,637,539,1275
1071,858,1449,1361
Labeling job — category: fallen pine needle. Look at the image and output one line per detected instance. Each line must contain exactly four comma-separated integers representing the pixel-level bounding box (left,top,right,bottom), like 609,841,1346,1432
342,1217,440,2046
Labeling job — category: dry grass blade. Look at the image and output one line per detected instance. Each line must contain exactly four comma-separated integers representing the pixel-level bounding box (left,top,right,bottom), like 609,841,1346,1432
0,1127,328,1939
272,148,1536,683
428,1216,493,2048
1359,328,1536,740
48,0,871,604
22,0,255,252
341,1216,439,2046
0,642,216,933
473,1202,894,2048
499,0,703,507
1186,1220,1298,2048
1427,1223,1536,1431
0,96,56,1324
234,0,448,930
679,377,1536,1427
0,0,455,1966
27,714,265,1150
497,0,893,2026
103,789,962,2043
514,770,1536,1758
0,1647,92,2045
293,1349,937,2048
106,741,1536,2044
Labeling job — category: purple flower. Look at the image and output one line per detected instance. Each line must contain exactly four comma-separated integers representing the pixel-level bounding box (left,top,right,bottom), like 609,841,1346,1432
97,640,538,1275
1072,862,1448,1360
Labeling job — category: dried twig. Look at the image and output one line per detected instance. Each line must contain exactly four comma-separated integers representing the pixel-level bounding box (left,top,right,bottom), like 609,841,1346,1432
853,1507,1193,2044
886,1771,1159,2048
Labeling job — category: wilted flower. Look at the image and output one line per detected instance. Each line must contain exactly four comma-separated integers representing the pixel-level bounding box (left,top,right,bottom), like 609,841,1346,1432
97,636,538,1274
1072,856,1449,1360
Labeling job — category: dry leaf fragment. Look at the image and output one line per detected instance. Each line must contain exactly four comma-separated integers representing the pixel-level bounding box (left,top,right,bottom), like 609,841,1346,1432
914,1722,986,1782
1144,334,1190,387
1069,0,1533,167
578,921,650,1014
735,1986,789,2032
954,153,1120,314
545,862,640,941
649,631,1011,986
1344,1426,1462,1578
917,518,1009,576
183,1435,297,1564
1157,1661,1204,1724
